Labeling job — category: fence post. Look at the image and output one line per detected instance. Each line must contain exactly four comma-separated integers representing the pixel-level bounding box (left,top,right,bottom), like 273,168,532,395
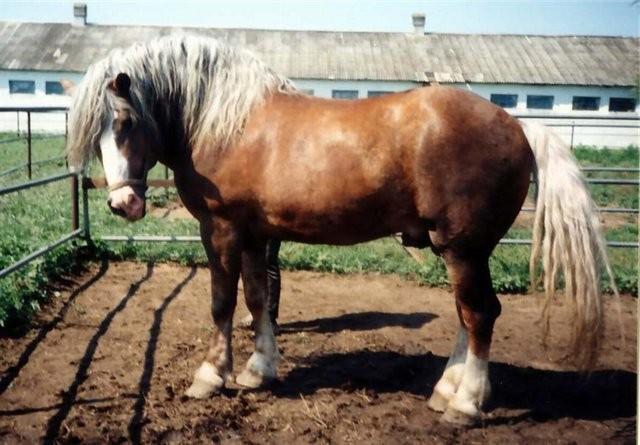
27,111,32,179
71,174,79,231
164,165,169,198
570,121,575,150
81,175,92,244
16,111,20,137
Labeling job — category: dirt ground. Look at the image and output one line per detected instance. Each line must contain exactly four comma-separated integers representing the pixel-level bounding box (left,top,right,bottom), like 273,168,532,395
0,262,636,444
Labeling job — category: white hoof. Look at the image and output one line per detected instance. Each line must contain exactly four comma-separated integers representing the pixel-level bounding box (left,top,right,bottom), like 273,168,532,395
236,368,270,388
441,405,480,426
236,352,277,388
185,362,225,398
427,390,450,413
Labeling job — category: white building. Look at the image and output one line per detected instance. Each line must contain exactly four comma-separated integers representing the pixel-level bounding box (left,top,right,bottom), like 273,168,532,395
0,5,637,146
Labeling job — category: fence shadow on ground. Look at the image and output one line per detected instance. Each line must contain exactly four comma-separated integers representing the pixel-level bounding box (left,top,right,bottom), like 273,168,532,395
44,263,155,444
128,267,197,445
0,258,110,396
272,350,636,423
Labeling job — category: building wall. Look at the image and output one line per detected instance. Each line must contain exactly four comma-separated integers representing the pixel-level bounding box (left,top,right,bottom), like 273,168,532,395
459,83,639,147
0,70,81,133
1,69,637,147
291,79,418,99
462,83,638,113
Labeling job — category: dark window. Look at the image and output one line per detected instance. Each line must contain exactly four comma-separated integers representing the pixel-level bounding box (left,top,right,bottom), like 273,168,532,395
45,81,64,95
490,94,518,108
332,90,358,100
526,95,554,110
609,97,636,112
368,91,391,98
572,96,600,111
9,80,35,94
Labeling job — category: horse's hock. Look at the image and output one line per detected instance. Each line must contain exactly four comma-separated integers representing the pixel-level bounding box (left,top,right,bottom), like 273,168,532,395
0,261,636,443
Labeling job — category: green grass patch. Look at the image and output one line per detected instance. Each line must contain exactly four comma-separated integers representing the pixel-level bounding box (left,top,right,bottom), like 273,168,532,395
0,138,638,328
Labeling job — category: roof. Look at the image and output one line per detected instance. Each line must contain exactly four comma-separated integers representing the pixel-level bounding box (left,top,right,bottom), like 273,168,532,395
0,21,637,87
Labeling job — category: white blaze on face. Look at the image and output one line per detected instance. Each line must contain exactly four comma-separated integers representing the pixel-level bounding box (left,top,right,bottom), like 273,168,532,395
99,121,129,186
100,119,145,221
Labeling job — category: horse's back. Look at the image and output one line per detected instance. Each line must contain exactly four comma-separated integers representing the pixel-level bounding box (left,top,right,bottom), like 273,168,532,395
222,86,533,249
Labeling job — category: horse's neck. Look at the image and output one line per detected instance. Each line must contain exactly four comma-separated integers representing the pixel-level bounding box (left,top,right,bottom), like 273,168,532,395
149,97,188,169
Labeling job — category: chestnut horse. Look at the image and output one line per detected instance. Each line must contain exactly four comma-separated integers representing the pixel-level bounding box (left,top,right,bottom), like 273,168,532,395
66,35,616,425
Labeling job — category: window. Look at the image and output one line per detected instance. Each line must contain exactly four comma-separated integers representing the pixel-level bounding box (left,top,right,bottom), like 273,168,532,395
332,90,358,100
45,81,64,95
300,89,314,96
609,97,636,112
367,91,391,98
526,95,554,110
9,80,35,94
572,96,600,111
490,94,518,108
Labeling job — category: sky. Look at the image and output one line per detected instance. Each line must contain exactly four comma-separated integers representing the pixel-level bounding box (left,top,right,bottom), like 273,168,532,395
0,0,638,37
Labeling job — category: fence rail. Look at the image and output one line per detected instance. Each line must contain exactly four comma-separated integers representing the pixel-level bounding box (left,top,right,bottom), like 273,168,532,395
0,107,69,180
84,175,639,249
513,112,639,149
0,171,87,280
0,107,638,282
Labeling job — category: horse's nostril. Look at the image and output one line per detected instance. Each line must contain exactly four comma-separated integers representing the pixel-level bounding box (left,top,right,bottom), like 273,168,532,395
109,204,127,218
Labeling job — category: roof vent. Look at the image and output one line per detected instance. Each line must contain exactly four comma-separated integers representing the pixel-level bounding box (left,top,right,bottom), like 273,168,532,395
411,13,425,34
73,3,87,27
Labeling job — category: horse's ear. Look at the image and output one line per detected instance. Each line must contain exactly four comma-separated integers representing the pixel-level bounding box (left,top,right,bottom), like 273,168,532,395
107,72,131,98
59,79,76,96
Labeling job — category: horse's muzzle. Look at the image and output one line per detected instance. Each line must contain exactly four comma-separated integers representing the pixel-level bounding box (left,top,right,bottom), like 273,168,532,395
107,185,146,221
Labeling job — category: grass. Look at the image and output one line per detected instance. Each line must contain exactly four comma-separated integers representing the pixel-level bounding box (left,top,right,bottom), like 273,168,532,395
0,134,638,328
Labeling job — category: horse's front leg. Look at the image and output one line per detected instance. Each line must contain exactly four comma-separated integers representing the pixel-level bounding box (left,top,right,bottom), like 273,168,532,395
185,218,241,398
236,244,279,388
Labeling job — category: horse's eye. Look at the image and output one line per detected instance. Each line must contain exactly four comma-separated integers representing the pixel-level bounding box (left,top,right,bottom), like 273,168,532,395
121,118,133,131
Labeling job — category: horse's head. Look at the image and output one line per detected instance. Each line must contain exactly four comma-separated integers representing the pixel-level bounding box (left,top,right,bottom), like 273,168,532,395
100,73,158,221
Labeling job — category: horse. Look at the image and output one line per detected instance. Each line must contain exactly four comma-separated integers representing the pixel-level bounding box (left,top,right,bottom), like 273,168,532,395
66,35,617,425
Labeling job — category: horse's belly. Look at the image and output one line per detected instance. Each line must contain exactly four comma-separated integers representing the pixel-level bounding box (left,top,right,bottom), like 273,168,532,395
263,195,423,245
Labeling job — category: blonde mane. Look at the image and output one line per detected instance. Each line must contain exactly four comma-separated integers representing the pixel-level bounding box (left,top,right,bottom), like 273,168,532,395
66,34,297,169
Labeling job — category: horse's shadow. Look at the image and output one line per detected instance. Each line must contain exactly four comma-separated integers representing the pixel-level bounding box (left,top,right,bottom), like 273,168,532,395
271,349,636,422
279,311,437,333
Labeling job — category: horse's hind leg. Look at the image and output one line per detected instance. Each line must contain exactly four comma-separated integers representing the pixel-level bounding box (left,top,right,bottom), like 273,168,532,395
427,319,468,412
430,251,500,425
236,245,279,388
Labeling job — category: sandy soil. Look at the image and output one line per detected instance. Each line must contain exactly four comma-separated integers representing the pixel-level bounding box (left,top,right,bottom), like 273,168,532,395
0,262,636,444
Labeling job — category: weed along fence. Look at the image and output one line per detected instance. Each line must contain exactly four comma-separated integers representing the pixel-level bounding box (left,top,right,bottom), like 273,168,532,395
0,171,86,279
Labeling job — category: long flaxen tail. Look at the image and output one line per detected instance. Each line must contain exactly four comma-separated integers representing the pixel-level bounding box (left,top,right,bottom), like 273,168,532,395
519,121,620,369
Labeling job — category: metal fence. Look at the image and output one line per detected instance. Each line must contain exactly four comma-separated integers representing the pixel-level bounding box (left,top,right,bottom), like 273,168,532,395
0,107,69,179
0,111,638,281
84,174,639,248
513,113,640,149
0,171,87,279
